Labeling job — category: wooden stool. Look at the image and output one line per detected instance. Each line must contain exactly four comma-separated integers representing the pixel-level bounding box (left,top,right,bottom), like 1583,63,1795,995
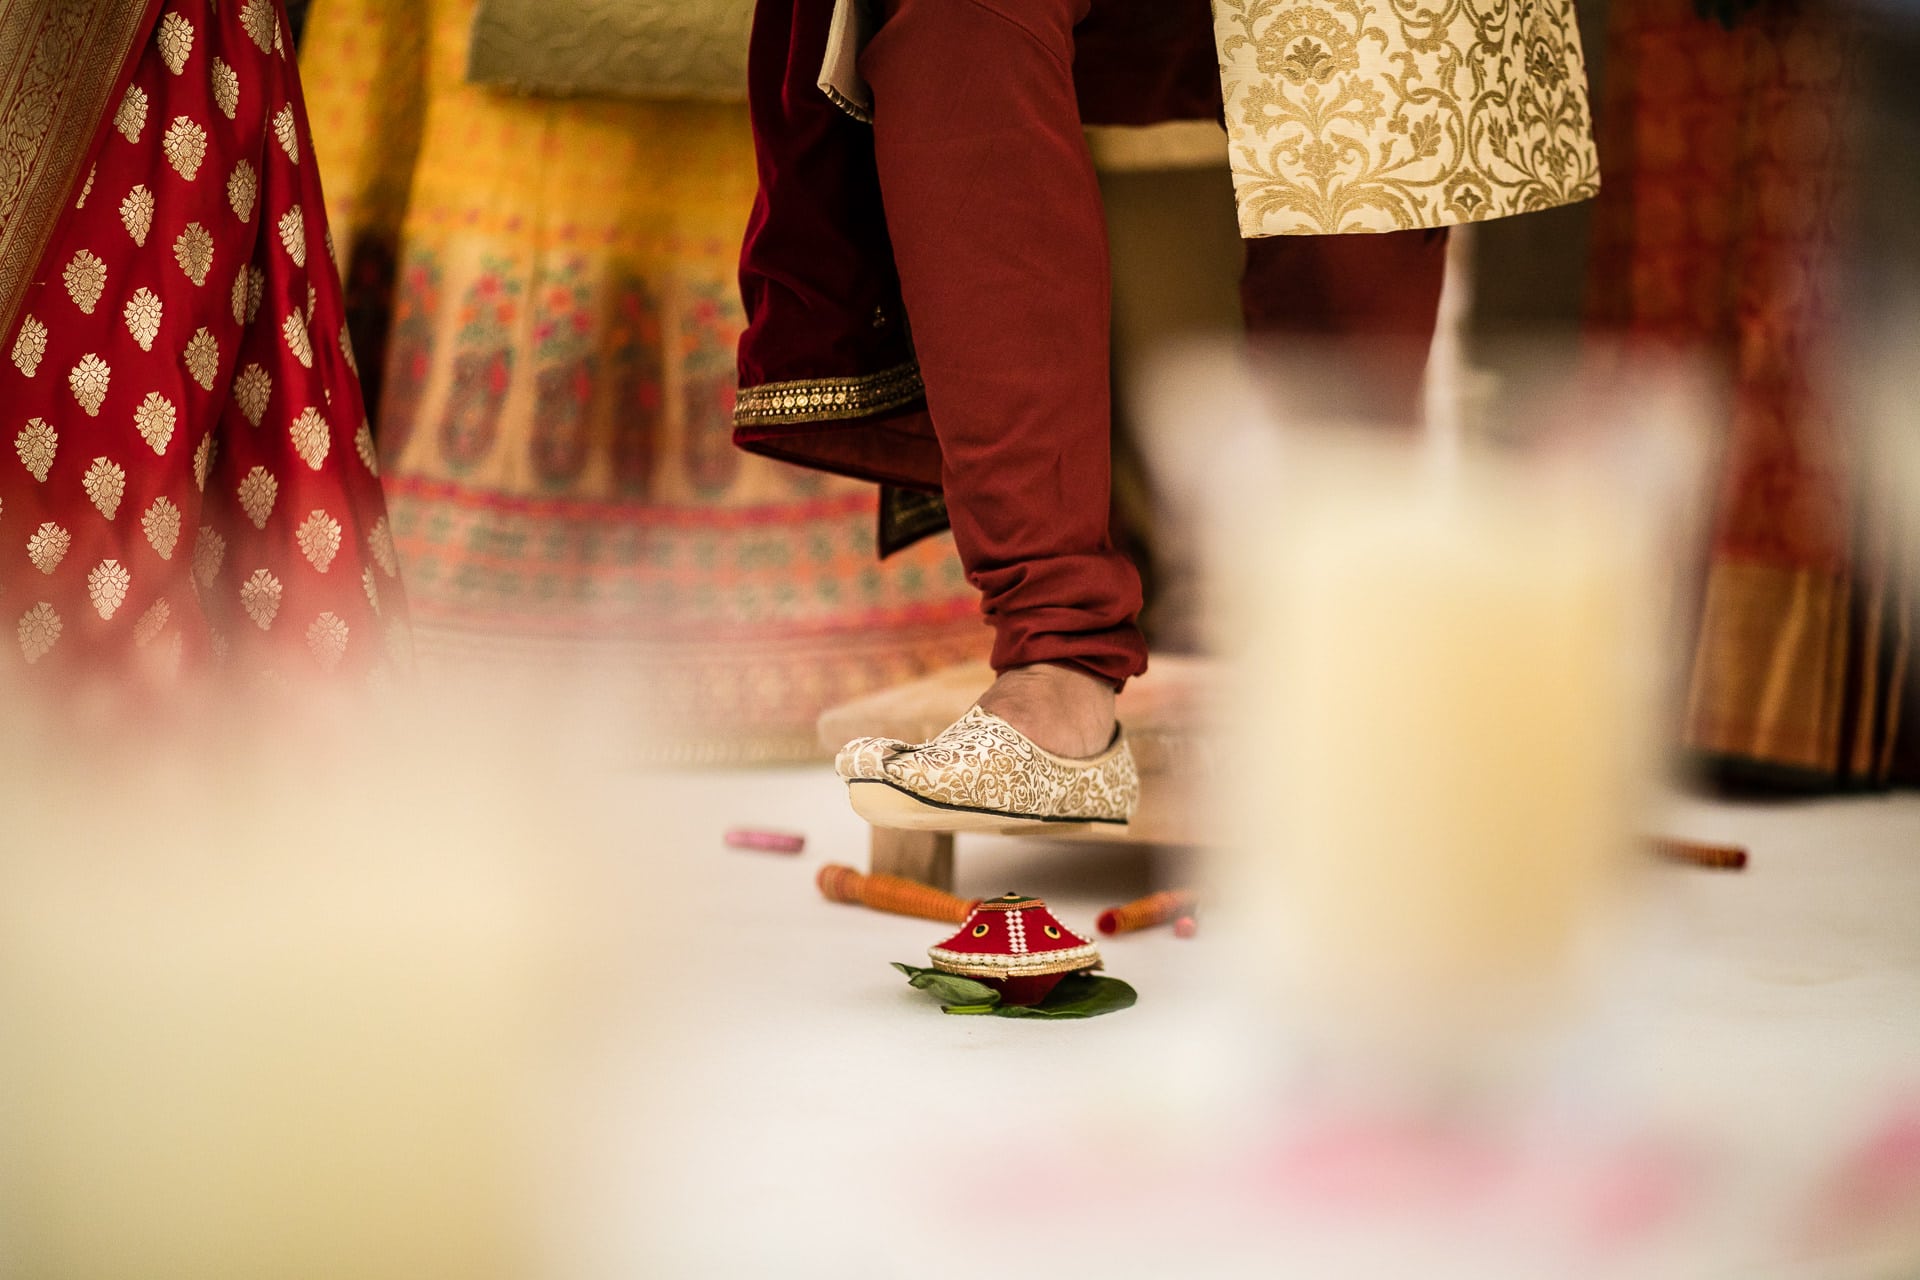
815,658,1211,891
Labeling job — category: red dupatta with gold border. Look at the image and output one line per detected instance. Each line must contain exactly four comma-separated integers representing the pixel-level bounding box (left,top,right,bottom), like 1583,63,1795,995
1587,0,1910,789
0,0,158,336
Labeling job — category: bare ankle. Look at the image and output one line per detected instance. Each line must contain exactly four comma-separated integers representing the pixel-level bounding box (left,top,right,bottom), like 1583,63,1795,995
976,663,1117,758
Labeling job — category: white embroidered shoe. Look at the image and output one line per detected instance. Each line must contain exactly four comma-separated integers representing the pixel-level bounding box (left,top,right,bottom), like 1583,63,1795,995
835,705,1139,833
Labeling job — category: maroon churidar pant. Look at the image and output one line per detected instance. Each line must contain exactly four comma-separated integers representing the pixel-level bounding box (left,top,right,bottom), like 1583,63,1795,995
861,0,1446,690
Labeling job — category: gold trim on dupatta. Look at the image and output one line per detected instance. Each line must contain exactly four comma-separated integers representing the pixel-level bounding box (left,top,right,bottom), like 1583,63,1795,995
0,0,151,335
1683,560,1906,786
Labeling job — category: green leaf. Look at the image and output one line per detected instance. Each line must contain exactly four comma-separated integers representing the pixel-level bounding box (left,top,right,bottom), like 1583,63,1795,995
891,964,1138,1019
892,962,1001,1009
990,973,1137,1019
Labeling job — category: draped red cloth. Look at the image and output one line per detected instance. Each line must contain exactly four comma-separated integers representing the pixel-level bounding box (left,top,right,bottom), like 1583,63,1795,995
0,0,406,687
1587,0,1905,787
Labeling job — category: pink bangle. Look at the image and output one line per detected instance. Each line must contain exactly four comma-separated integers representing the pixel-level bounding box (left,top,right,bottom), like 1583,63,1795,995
724,828,806,854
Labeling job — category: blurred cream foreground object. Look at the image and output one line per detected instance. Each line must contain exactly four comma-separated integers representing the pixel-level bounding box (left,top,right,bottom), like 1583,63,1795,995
0,692,639,1280
1215,434,1660,1078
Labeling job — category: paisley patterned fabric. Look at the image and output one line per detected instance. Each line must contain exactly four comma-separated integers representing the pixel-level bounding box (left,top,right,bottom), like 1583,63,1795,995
1212,0,1601,234
836,706,1139,824
0,0,407,686
302,0,986,761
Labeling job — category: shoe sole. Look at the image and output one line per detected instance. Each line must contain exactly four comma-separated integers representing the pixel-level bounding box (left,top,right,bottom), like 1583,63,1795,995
848,778,1130,836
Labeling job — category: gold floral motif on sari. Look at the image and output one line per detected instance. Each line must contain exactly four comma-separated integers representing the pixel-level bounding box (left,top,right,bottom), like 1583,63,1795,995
1214,0,1601,235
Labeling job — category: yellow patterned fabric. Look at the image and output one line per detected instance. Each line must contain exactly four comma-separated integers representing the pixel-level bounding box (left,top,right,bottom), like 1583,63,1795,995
303,0,985,762
1212,0,1601,234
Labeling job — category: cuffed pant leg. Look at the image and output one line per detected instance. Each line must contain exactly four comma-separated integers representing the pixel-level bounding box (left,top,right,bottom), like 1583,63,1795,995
862,0,1148,688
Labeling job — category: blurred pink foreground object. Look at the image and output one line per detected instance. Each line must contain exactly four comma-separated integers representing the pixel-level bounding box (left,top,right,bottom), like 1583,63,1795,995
725,828,806,855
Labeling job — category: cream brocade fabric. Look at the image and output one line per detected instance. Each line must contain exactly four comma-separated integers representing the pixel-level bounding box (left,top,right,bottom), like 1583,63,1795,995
1213,0,1601,234
821,0,1600,236
837,706,1140,823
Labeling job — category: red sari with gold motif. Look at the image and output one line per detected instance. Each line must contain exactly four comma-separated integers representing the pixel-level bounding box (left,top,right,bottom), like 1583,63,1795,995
0,0,405,685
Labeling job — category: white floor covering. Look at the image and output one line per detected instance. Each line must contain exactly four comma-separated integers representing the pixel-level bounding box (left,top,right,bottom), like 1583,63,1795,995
535,769,1920,1279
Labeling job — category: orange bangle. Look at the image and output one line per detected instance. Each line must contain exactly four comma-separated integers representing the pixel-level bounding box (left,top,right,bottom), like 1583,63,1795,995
817,864,980,923
1650,836,1748,870
1097,890,1197,935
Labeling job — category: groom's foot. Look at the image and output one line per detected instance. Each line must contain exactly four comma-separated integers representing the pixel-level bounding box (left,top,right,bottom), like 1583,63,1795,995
976,663,1117,759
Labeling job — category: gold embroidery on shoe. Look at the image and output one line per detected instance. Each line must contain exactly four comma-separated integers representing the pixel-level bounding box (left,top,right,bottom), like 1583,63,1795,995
837,707,1139,823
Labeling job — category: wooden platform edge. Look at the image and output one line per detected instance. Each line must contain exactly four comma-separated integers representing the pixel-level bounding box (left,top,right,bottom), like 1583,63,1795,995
869,828,955,892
